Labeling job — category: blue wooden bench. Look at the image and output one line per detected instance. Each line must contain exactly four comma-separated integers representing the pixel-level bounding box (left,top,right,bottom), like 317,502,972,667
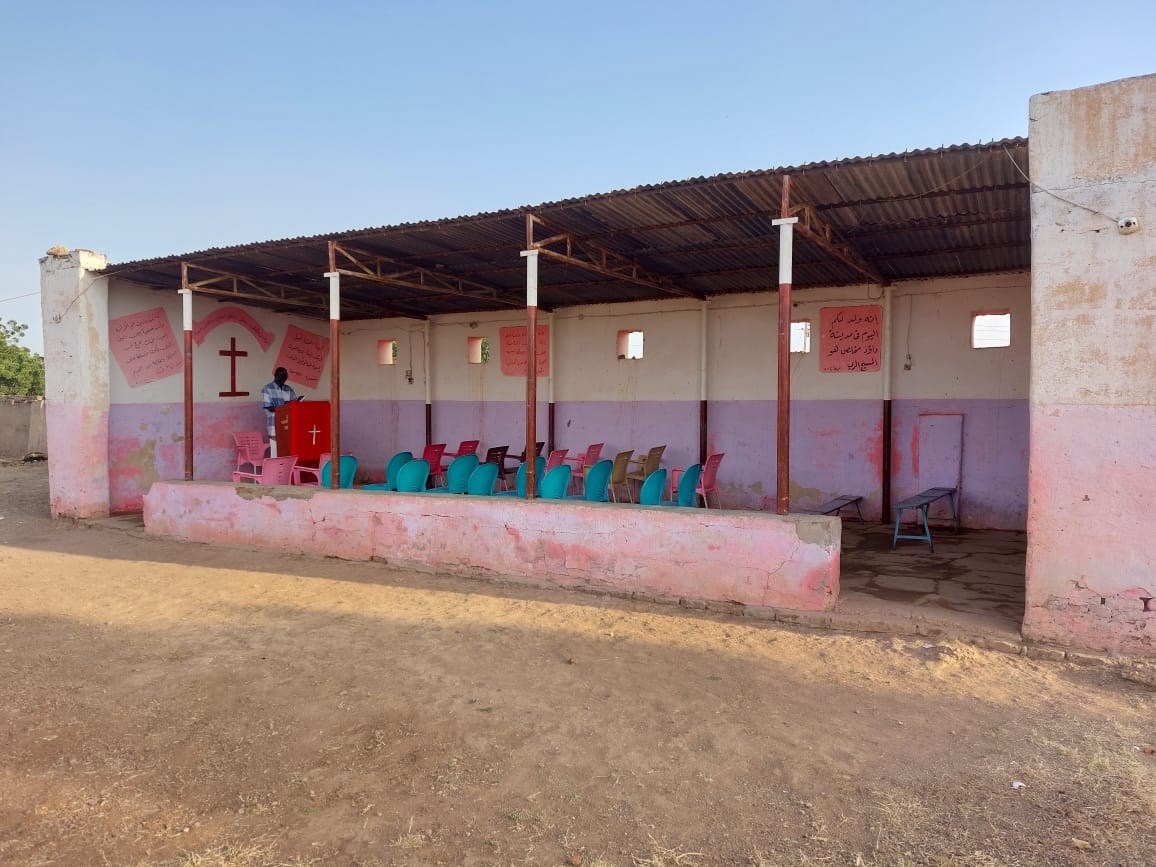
802,495,864,522
891,487,958,552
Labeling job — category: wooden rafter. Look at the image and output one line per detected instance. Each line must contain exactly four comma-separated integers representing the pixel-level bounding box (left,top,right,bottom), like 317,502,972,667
526,214,697,299
785,197,887,286
183,263,420,319
331,242,523,309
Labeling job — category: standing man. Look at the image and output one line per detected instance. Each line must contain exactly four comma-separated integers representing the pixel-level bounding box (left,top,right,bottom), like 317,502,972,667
261,367,300,456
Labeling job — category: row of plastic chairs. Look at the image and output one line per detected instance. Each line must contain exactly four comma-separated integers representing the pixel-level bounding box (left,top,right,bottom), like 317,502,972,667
361,455,501,496
233,432,721,506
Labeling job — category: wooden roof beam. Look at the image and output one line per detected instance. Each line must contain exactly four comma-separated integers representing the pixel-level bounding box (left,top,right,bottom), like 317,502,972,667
331,242,523,309
183,263,422,319
526,213,697,299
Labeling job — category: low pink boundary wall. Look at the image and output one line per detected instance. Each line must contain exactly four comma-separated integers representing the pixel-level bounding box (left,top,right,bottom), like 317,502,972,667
143,482,840,611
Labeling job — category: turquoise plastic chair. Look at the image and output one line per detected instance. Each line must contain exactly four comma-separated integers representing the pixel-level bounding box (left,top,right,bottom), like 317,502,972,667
318,455,358,489
638,468,668,506
361,450,413,491
466,461,500,496
539,464,572,500
394,459,430,493
658,463,702,508
569,458,612,502
495,456,546,497
428,453,479,493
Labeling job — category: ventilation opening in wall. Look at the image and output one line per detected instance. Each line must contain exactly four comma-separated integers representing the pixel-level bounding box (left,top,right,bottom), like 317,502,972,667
790,320,811,353
617,329,644,359
972,311,1011,348
377,339,398,365
468,335,490,364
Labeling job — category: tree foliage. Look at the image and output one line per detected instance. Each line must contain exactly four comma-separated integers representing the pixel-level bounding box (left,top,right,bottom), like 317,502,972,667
0,320,45,397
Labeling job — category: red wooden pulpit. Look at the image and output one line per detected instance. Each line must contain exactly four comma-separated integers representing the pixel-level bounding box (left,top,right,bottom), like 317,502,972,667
273,401,330,465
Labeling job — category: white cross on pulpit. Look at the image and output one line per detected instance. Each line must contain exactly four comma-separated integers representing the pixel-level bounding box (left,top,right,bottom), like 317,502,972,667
308,425,321,445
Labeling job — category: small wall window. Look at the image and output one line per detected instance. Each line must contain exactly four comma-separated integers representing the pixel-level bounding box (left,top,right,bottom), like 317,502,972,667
468,335,490,364
377,339,398,365
972,312,1011,348
617,329,644,359
790,320,811,353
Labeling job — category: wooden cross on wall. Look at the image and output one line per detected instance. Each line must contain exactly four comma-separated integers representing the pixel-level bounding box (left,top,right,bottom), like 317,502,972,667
219,337,250,397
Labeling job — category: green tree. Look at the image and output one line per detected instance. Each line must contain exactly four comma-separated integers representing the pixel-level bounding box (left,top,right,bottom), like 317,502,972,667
0,320,45,396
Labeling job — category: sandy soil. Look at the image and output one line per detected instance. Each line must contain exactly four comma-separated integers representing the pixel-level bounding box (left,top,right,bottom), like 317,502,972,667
1,461,1153,867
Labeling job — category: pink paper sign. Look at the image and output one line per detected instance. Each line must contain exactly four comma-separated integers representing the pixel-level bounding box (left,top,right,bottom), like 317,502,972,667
819,305,882,373
499,326,550,377
273,324,330,388
109,307,183,387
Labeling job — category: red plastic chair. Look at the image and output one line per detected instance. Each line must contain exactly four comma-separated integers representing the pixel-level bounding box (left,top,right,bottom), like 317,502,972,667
232,455,297,485
422,443,447,485
697,452,725,508
233,431,269,474
545,449,568,472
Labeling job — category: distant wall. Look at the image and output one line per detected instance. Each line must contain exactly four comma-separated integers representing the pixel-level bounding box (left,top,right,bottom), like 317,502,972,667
1024,74,1156,656
0,396,46,459
98,272,1029,524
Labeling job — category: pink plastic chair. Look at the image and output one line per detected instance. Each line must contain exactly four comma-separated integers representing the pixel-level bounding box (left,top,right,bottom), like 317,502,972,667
232,455,297,485
233,431,269,474
564,443,604,493
292,452,331,486
545,449,568,472
697,452,725,508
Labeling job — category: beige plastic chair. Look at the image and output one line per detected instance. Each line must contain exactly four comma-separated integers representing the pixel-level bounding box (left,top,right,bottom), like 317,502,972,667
608,450,634,503
624,445,666,503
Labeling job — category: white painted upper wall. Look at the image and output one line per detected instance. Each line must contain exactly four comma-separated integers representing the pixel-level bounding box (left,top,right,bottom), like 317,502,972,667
107,279,335,404
106,272,1030,405
1030,73,1156,406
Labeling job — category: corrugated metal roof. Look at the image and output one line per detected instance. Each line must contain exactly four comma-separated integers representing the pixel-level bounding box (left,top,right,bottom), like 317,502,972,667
106,138,1030,319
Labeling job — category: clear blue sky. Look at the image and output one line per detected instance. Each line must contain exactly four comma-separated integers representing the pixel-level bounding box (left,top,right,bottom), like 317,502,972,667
2,1,1153,354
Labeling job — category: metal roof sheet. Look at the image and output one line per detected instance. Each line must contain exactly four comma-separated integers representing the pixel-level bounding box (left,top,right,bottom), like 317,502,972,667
106,138,1030,319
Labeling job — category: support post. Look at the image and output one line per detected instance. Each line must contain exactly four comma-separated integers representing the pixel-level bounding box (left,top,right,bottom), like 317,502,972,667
882,284,893,519
699,299,709,464
772,177,798,516
547,311,555,454
424,321,432,445
521,223,540,500
325,253,342,489
180,264,193,481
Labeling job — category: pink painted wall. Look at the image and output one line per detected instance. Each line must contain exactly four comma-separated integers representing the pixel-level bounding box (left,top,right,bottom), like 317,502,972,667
1025,75,1156,656
108,402,266,511
143,482,840,612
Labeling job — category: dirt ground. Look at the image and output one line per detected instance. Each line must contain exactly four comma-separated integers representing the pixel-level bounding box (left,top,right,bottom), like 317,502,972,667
1,462,1153,867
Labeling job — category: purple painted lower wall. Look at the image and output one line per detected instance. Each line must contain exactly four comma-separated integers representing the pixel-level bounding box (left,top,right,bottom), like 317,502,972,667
109,402,265,512
108,397,1028,528
143,481,841,612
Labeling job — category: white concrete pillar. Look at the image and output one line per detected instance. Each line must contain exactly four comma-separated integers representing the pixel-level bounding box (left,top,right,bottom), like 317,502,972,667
40,248,111,518
1025,74,1156,656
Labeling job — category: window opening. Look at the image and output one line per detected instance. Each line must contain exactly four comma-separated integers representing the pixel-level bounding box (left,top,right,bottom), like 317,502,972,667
468,335,490,364
617,329,644,359
377,339,398,365
790,320,811,353
972,312,1011,348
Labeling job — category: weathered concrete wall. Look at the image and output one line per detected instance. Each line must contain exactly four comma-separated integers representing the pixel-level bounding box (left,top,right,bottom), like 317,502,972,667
40,250,111,518
144,482,841,612
0,397,46,459
1025,74,1156,656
